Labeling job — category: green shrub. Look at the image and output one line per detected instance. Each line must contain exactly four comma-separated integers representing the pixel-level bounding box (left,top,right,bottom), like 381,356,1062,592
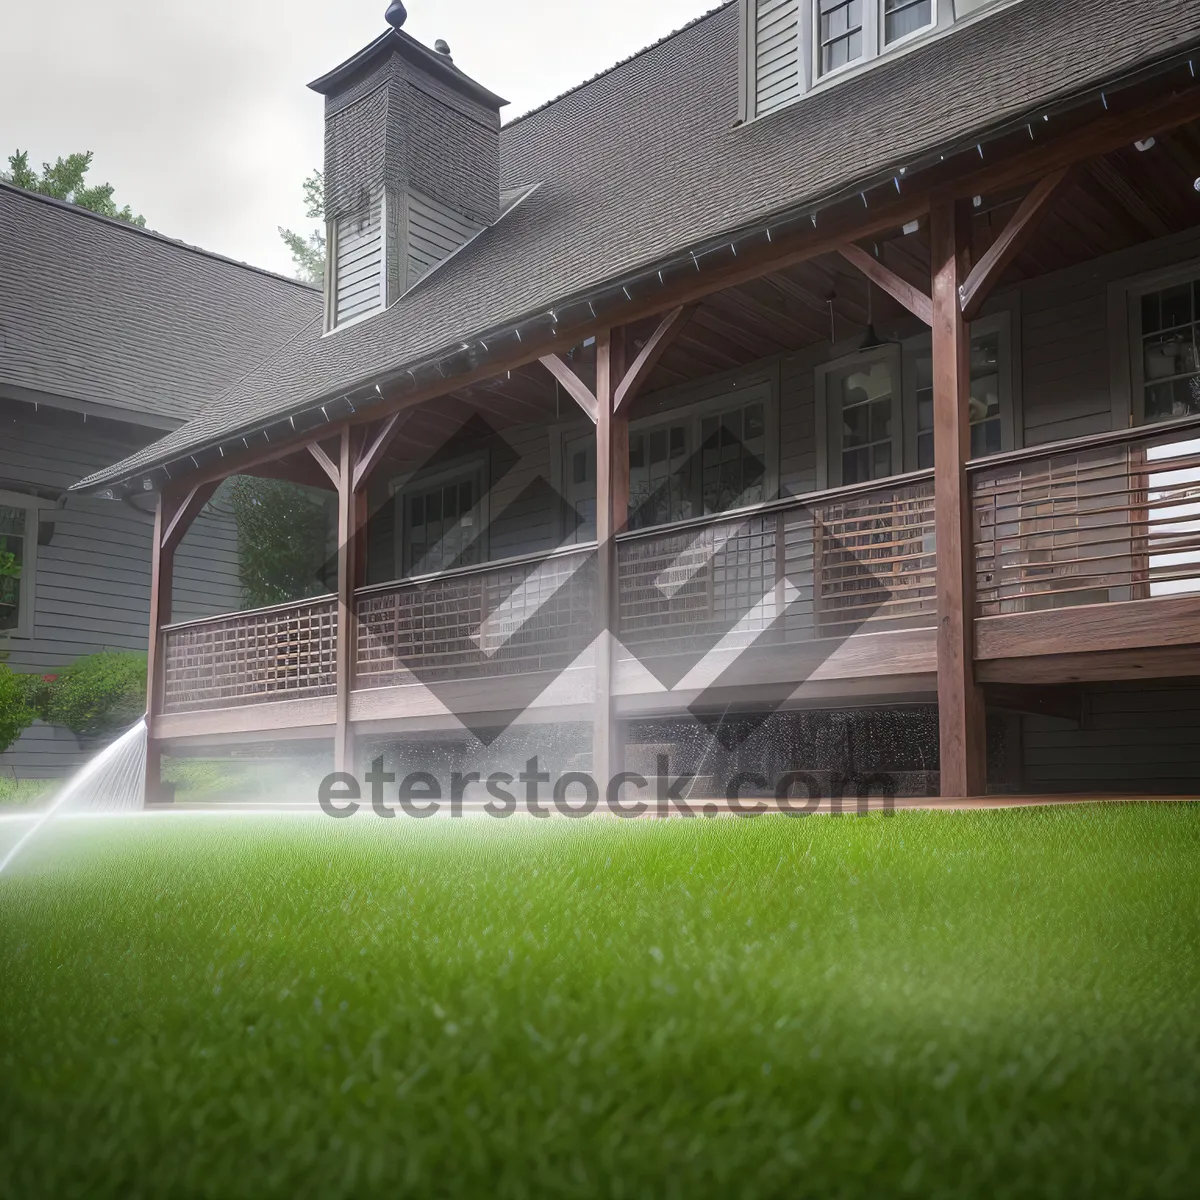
0,664,36,754
42,651,147,739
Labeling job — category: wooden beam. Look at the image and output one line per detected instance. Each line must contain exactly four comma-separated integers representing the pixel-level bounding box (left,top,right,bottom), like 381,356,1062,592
308,441,341,488
539,354,599,423
353,411,410,493
144,495,173,805
594,328,629,787
977,644,1200,686
161,481,220,555
959,168,1073,318
1087,156,1173,240
931,199,988,798
333,425,360,776
614,305,696,414
837,243,933,326
975,594,1200,661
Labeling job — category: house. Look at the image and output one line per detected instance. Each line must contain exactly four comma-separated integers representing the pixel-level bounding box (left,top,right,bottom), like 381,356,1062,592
0,182,322,778
74,0,1200,801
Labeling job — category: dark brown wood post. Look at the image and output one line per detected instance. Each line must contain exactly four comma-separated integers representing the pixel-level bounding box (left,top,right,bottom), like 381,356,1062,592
333,425,361,778
931,199,987,797
594,328,629,788
143,494,174,805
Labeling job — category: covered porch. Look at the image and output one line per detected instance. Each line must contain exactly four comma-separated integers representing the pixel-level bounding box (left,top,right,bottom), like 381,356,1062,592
141,80,1200,798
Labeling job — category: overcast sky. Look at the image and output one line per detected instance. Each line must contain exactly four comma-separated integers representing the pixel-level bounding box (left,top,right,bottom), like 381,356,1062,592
1,0,716,278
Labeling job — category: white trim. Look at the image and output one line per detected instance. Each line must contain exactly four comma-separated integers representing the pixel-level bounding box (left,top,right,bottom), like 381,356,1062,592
815,343,904,489
390,452,491,577
745,0,1026,123
556,374,780,540
1109,256,1200,429
0,491,38,640
900,308,1017,467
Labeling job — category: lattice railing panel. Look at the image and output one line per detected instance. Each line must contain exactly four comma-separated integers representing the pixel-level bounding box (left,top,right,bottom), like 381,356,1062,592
618,514,782,662
813,480,938,638
356,549,597,688
163,598,337,713
618,480,938,660
972,428,1200,616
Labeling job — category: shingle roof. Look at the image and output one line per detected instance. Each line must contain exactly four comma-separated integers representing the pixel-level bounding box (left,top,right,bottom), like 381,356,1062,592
76,0,1200,489
0,182,321,424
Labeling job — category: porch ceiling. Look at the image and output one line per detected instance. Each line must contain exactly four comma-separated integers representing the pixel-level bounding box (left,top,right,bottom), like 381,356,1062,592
406,118,1200,430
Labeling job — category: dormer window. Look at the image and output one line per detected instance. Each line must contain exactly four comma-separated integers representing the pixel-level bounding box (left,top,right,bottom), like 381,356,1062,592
744,0,1012,120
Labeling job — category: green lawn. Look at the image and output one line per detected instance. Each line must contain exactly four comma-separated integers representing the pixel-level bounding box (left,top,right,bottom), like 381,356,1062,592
1,807,1197,1199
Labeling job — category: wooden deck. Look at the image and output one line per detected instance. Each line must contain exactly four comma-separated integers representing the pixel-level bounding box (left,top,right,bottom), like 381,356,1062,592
151,417,1200,744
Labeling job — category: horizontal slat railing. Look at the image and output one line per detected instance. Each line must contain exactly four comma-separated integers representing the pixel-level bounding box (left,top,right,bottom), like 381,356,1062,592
971,420,1200,616
355,545,597,688
161,596,338,713
616,474,937,663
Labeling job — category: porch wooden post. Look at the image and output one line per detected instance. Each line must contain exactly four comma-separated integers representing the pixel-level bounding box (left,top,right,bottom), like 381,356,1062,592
594,328,629,788
931,199,987,797
143,494,174,805
334,425,359,778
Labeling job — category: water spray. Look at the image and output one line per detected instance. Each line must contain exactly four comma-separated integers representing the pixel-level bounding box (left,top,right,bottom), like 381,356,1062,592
0,718,148,876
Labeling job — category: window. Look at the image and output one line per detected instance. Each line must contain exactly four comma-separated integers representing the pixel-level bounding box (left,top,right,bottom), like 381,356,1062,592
563,439,597,545
0,496,35,639
630,421,692,529
910,315,1013,466
394,460,487,576
883,0,934,44
817,0,865,75
818,313,1014,486
562,385,775,539
1136,278,1200,423
744,0,1015,118
699,402,767,515
817,348,903,487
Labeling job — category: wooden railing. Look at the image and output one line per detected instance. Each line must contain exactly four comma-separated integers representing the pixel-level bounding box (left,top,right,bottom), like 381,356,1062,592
355,545,597,688
161,596,338,713
159,476,940,715
971,417,1200,616
616,472,938,662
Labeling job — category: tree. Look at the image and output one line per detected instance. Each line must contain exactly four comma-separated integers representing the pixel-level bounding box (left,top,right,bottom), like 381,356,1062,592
228,477,336,609
2,150,146,227
279,170,326,286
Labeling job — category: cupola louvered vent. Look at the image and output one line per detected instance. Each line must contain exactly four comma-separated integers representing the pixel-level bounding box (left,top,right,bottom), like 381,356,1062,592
332,193,385,328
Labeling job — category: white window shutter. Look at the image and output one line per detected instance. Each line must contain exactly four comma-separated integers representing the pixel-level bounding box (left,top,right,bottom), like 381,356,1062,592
332,193,385,328
751,0,803,118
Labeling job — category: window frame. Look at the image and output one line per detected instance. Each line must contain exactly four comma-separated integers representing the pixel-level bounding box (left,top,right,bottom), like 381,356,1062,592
812,0,945,82
742,0,1019,122
559,377,780,541
1113,259,1200,429
389,453,490,577
901,309,1016,467
0,490,38,641
815,343,905,489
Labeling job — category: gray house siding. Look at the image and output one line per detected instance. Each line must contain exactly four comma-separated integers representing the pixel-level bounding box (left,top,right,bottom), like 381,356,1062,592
1021,686,1200,794
0,401,240,779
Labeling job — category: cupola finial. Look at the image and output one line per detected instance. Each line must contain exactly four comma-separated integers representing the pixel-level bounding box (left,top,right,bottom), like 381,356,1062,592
384,2,408,30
